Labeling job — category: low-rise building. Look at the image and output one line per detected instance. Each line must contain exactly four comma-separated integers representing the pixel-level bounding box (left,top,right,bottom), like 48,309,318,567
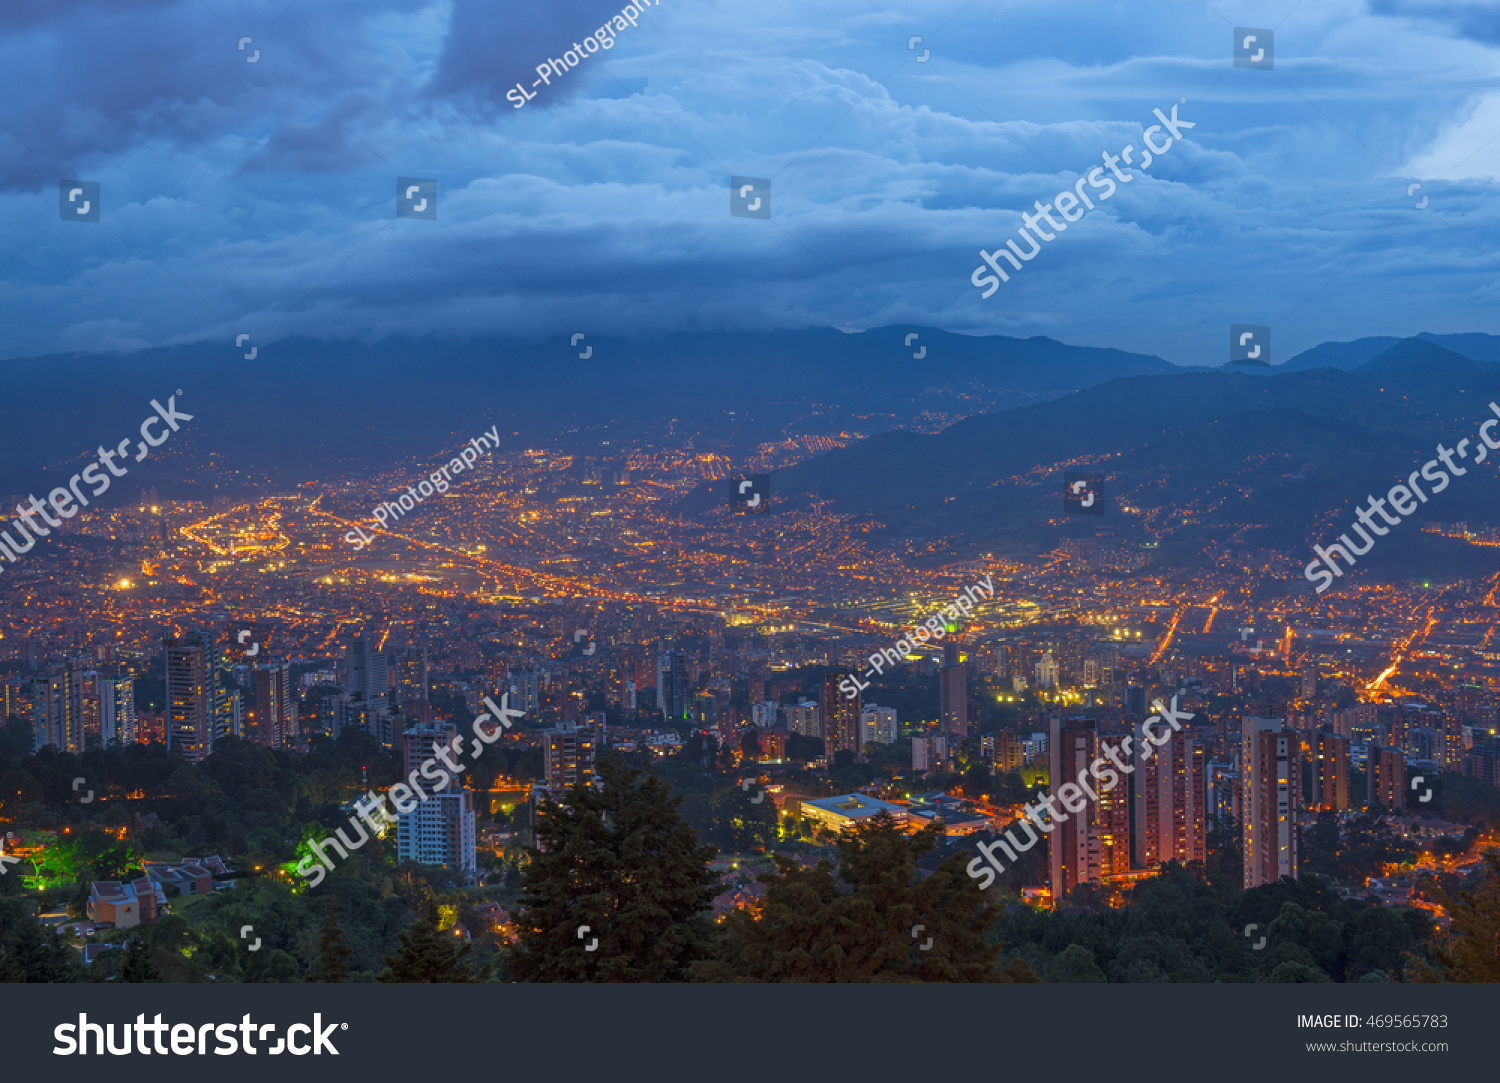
144,855,229,896
799,793,908,834
905,791,992,836
87,877,165,927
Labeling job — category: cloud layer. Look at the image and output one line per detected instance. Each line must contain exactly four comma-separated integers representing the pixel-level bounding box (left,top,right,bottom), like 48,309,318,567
0,0,1497,366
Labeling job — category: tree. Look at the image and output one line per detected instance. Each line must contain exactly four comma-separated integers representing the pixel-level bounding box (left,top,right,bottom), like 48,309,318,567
71,829,140,881
1411,852,1500,982
504,759,721,982
197,928,242,981
1044,943,1107,983
960,764,993,799
1300,811,1342,879
1206,818,1242,890
379,905,490,983
697,812,1002,982
1066,881,1111,914
1345,904,1417,978
119,934,162,983
712,784,777,853
308,899,354,983
1266,901,1345,978
1267,960,1331,982
1108,933,1211,983
0,896,78,982
143,914,204,982
247,948,303,983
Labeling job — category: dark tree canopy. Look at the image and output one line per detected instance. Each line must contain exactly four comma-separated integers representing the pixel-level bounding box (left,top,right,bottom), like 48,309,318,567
504,759,721,982
379,905,490,983
695,812,1018,983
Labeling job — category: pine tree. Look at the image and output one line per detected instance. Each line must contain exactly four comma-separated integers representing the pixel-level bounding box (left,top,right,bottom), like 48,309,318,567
1412,852,1500,982
379,905,490,983
504,758,721,982
0,896,80,982
697,811,1005,982
309,898,354,983
119,933,162,983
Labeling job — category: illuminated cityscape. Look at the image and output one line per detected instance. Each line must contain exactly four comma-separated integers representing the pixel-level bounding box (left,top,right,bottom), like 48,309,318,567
1,0,1498,1014
1,395,1496,982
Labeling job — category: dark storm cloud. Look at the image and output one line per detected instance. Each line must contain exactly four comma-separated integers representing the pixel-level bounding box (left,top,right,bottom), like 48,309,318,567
0,0,430,188
0,0,1496,367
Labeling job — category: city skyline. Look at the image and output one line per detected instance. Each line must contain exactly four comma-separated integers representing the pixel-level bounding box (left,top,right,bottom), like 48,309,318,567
2,0,1499,1003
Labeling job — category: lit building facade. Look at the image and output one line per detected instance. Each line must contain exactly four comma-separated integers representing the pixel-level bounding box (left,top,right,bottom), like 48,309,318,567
252,661,293,749
819,671,860,761
913,732,947,772
940,643,967,737
1367,742,1406,810
1311,728,1350,811
1049,716,1104,899
344,630,388,709
99,675,135,746
860,704,898,745
1131,730,1207,869
165,634,213,762
396,721,476,875
543,723,599,799
1242,717,1298,889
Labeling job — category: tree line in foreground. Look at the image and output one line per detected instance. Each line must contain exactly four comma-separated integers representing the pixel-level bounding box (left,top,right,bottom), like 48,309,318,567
3,757,1497,982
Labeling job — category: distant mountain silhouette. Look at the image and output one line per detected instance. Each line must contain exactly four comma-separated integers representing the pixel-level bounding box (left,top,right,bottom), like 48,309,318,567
768,345,1500,579
1415,332,1500,362
1277,332,1500,371
0,327,1183,496
1277,336,1402,371
6,327,1500,587
1354,338,1485,381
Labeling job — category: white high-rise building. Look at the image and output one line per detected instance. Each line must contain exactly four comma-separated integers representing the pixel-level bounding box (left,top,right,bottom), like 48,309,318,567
913,733,947,771
395,722,476,875
397,791,477,877
344,631,388,707
860,705,898,745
